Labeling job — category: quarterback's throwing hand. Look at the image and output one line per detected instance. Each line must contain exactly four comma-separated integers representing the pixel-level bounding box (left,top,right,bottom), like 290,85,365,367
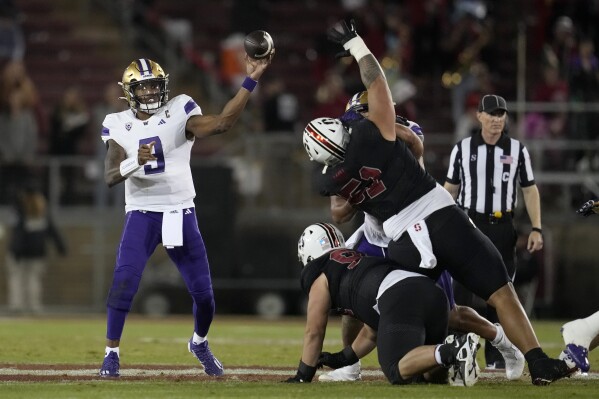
245,52,273,81
577,199,599,217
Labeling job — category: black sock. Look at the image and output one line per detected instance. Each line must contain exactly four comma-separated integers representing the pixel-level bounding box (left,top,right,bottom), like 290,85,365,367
439,343,455,366
524,347,547,364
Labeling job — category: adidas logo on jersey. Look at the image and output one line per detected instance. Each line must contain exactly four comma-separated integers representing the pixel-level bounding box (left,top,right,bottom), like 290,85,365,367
158,119,166,125
185,209,192,215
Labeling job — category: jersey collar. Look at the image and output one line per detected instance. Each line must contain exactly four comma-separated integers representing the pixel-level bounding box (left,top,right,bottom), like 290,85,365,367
471,129,510,149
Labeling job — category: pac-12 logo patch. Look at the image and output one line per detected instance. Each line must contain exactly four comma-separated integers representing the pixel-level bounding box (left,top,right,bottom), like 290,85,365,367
125,122,132,131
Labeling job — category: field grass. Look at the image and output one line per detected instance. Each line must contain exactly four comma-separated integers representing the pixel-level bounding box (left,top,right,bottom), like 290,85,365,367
0,315,598,398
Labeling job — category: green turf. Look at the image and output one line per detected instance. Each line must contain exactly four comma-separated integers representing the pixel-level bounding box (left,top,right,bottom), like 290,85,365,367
0,315,597,398
1,380,598,399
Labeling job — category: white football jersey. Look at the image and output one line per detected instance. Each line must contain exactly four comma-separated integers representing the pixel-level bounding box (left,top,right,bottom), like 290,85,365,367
101,94,202,212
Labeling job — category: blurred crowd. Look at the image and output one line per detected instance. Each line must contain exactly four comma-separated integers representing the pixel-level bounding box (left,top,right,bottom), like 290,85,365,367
0,0,597,317
0,0,598,207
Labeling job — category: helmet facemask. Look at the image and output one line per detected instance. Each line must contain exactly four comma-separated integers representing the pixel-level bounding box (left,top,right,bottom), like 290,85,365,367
128,78,168,114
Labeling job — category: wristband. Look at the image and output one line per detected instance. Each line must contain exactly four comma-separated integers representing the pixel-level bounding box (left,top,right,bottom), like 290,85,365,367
296,360,316,382
532,227,543,234
343,36,371,61
241,76,258,92
120,157,141,177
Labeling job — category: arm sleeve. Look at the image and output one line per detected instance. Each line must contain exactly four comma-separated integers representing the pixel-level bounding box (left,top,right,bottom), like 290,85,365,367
518,145,536,187
100,114,113,143
180,94,202,119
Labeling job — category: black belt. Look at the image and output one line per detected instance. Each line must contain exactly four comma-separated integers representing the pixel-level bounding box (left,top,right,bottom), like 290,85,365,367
466,209,513,225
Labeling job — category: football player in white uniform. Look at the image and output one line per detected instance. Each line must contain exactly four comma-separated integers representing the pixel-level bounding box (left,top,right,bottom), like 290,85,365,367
559,200,599,373
99,54,272,378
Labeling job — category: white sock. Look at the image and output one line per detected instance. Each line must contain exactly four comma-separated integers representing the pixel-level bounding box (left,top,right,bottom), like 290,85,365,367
192,332,207,345
584,310,599,338
105,346,119,357
491,324,505,346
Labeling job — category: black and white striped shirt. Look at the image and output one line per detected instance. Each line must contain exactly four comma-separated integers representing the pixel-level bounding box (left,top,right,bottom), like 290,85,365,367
445,131,535,214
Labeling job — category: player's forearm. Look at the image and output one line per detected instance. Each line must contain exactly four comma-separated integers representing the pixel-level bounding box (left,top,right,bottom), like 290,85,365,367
214,88,252,133
104,141,128,188
188,89,251,138
331,196,357,224
332,207,356,224
301,331,326,367
351,325,377,358
357,54,385,89
396,124,424,159
105,167,126,188
522,185,542,228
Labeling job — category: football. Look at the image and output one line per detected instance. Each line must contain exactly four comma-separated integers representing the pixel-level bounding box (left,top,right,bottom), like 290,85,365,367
244,30,274,59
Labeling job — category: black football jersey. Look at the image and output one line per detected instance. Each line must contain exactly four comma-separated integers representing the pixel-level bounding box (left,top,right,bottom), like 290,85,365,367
316,118,437,222
300,249,393,330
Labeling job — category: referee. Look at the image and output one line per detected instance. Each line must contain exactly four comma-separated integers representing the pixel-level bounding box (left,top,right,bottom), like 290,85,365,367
444,94,544,370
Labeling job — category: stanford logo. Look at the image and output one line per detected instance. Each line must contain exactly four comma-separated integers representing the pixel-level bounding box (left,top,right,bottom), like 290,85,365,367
413,223,422,231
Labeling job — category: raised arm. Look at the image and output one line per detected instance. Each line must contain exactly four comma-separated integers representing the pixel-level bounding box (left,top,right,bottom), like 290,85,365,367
327,20,395,141
185,53,273,139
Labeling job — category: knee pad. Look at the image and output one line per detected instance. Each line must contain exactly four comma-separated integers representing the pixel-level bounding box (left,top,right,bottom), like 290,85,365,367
189,285,214,306
385,363,412,385
186,274,213,296
107,266,142,311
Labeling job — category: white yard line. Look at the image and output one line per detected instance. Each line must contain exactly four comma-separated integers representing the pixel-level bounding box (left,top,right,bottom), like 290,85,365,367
0,367,597,380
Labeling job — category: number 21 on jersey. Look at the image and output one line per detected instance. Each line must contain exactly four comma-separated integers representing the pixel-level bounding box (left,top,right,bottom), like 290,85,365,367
338,166,386,204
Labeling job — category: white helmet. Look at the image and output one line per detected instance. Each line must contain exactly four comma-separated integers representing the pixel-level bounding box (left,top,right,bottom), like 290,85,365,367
297,223,346,266
302,117,350,166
